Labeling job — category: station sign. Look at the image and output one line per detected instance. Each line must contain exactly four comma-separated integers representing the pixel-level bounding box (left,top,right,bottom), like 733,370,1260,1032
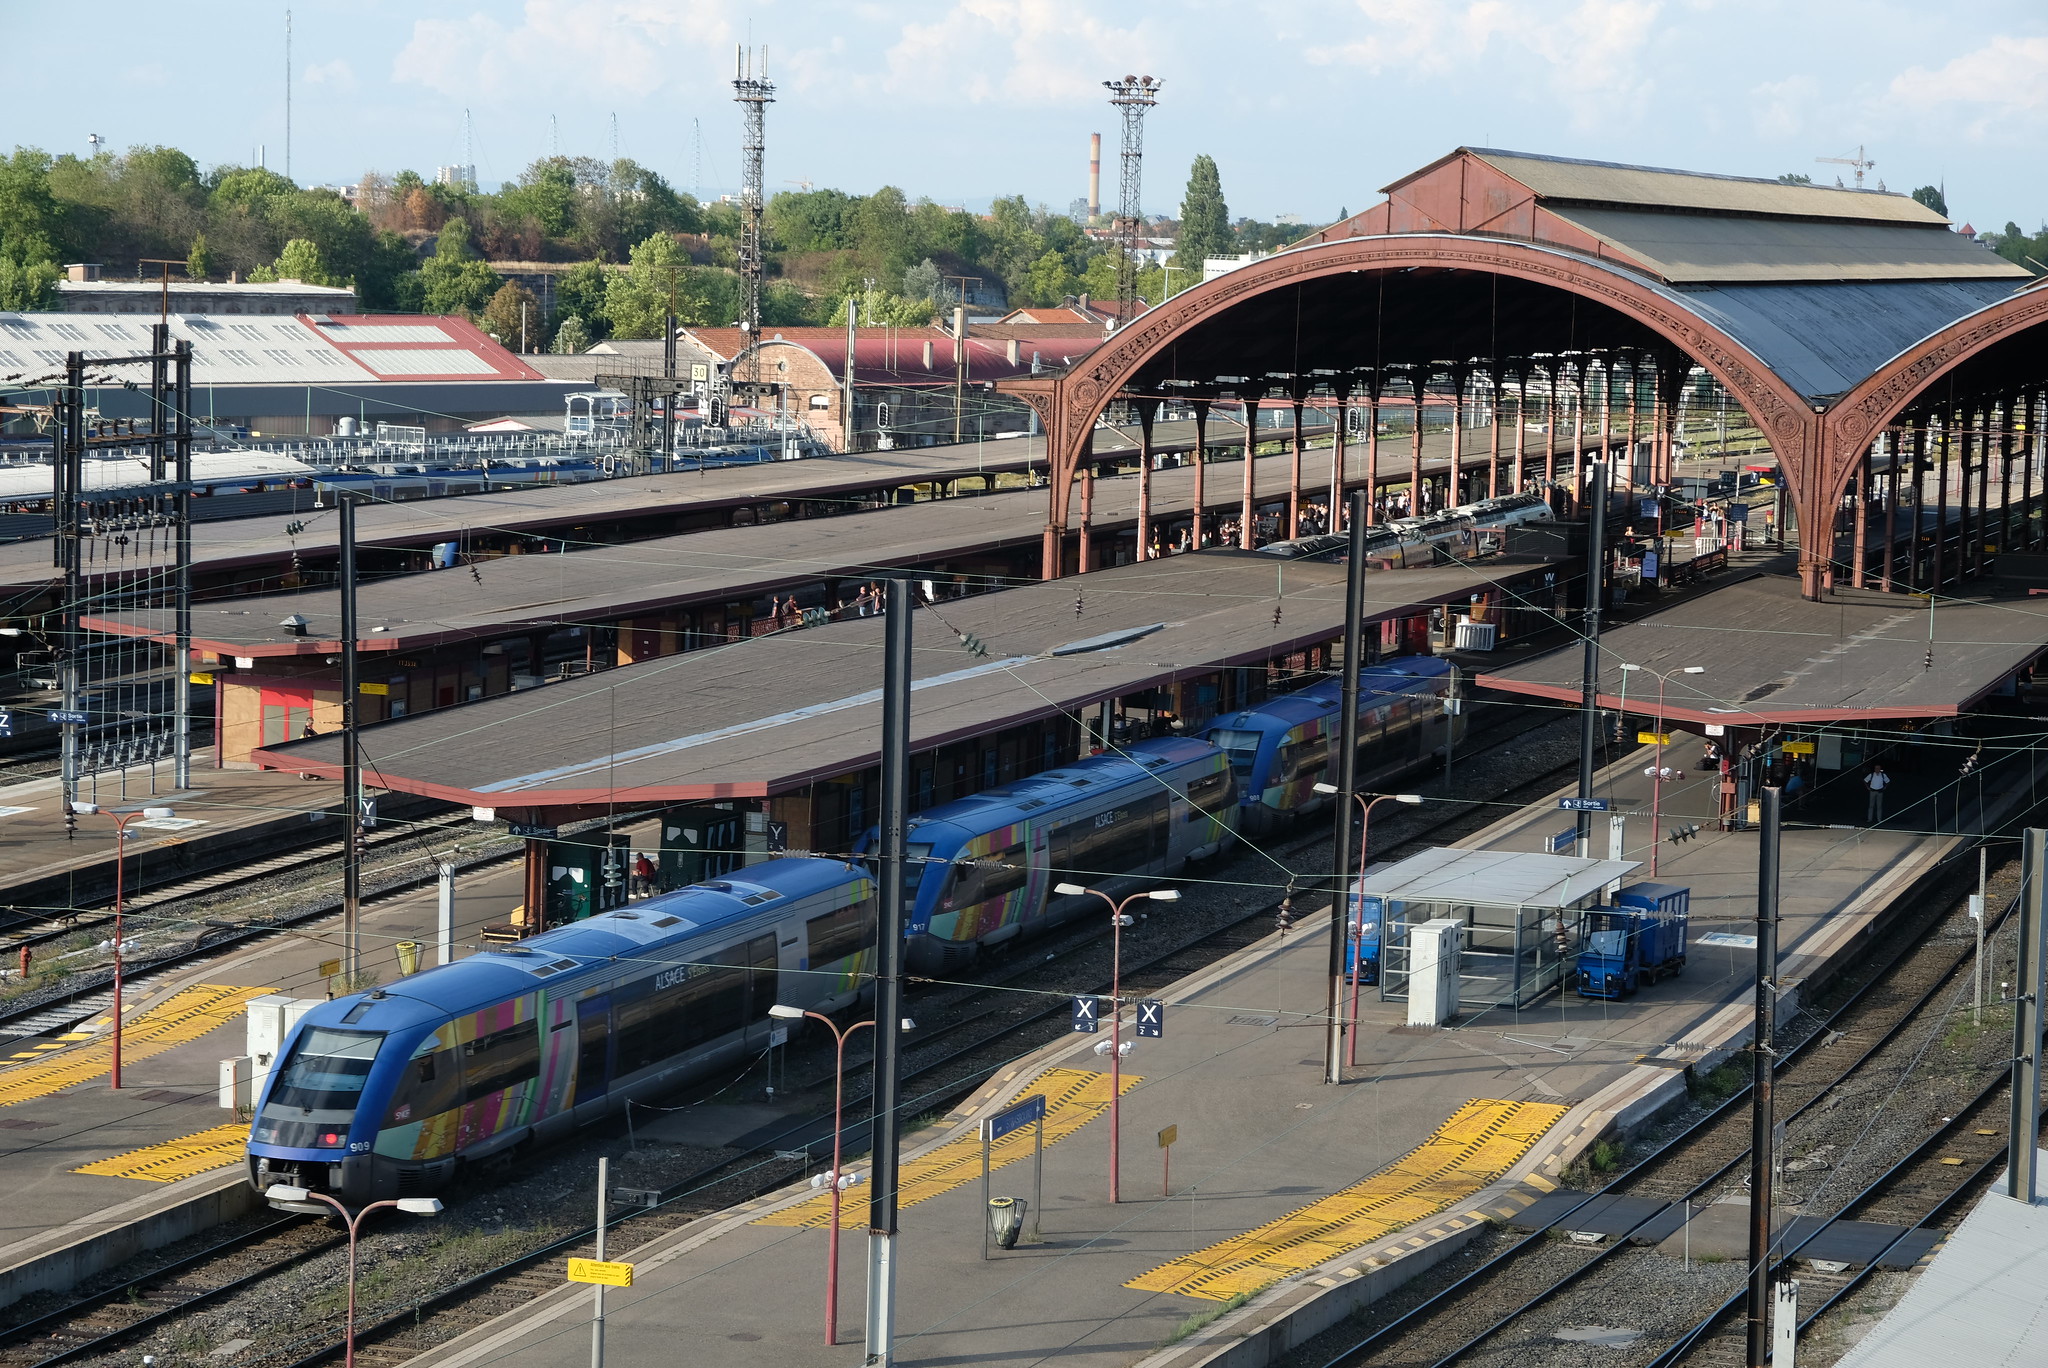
567,1258,634,1287
0,711,10,738
49,709,89,726
508,821,560,839
1726,503,1749,523
1546,827,1578,854
980,1093,1046,1144
1157,1124,1178,1149
1704,724,1726,736
1135,999,1164,1038
1070,996,1101,1033
1637,732,1672,746
1781,740,1815,756
1557,797,1609,813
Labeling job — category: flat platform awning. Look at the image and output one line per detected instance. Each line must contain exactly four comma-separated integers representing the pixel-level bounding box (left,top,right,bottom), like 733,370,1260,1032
1356,847,1639,908
1477,574,2048,727
250,554,1558,814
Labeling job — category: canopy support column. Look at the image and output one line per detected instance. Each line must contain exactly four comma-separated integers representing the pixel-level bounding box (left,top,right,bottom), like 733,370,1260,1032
1191,400,1209,550
1135,399,1157,561
1240,397,1258,550
1289,398,1304,538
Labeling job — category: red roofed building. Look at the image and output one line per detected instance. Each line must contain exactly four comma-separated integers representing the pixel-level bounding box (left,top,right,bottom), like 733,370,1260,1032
675,325,1099,452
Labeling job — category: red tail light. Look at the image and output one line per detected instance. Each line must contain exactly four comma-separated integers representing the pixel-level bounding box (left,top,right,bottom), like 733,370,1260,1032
321,1132,342,1147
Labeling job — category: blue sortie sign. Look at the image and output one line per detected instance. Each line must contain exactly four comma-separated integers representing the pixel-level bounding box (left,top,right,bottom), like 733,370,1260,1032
1558,797,1609,812
1135,999,1164,1038
980,1093,1046,1143
1071,996,1100,1033
49,710,89,726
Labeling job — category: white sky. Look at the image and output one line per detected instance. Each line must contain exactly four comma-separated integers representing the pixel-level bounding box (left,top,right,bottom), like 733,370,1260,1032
14,1,2047,232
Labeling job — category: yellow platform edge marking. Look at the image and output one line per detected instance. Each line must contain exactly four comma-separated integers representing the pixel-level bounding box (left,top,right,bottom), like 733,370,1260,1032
74,1122,251,1182
1125,1098,1569,1302
753,1067,1140,1229
0,985,274,1108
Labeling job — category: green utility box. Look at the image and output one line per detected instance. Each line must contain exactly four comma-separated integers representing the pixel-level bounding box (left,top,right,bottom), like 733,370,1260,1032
545,832,632,923
656,805,745,891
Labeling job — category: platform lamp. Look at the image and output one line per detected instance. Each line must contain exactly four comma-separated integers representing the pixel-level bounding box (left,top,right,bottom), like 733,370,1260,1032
1052,884,1180,1203
766,1004,914,1346
263,1187,441,1368
69,802,174,1089
1617,664,1706,876
1314,788,1423,1064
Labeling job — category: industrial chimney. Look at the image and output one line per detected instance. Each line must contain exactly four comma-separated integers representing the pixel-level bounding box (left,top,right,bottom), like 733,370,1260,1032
1088,133,1101,222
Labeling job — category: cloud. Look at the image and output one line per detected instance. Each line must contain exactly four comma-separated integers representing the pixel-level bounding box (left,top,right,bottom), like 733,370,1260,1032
1307,0,1662,130
1890,34,2048,115
1749,75,1818,140
303,59,356,90
393,1,732,101
868,0,1162,104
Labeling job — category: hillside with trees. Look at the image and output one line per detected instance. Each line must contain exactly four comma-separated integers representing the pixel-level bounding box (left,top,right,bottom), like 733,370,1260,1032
0,141,1335,341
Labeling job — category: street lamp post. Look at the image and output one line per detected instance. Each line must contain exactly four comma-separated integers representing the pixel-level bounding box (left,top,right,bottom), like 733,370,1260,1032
1618,664,1706,876
767,1004,874,1346
261,1186,441,1368
69,802,175,1089
1053,884,1181,1203
1315,788,1422,1065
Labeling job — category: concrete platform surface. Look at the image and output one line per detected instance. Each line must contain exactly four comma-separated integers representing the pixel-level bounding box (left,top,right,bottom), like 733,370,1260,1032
412,745,1979,1368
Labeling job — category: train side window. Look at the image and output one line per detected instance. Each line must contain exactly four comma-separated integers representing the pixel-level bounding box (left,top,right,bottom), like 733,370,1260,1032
808,894,877,965
386,1043,464,1124
463,1023,541,1099
942,844,1026,909
1185,770,1236,819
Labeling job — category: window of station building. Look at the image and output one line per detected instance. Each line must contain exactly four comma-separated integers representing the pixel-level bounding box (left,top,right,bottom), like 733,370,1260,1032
462,1020,541,1099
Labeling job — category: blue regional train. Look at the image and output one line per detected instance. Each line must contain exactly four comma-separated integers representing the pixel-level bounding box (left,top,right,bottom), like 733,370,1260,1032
245,740,1238,1204
877,735,1238,975
1206,658,1458,834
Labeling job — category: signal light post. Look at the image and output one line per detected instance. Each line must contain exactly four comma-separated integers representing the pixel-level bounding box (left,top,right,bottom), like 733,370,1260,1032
1618,662,1705,875
1055,885,1181,1203
69,802,175,1089
1315,787,1422,1065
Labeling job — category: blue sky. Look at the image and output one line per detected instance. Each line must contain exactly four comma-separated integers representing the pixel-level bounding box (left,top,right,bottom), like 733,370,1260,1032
13,1,2047,231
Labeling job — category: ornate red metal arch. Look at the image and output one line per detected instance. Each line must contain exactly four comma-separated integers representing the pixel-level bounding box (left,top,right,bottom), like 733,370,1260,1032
1001,234,1828,592
1817,284,2048,511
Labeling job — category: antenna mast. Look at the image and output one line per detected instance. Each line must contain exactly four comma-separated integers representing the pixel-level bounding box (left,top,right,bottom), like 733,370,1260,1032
691,117,705,199
733,45,776,353
284,9,293,181
462,109,475,190
1104,75,1159,330
610,111,619,164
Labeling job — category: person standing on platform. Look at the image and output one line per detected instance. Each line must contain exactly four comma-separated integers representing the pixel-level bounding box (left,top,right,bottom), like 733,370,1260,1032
1865,763,1891,824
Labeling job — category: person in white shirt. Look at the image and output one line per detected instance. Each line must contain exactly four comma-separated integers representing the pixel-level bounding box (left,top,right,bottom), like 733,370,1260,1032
1865,764,1891,823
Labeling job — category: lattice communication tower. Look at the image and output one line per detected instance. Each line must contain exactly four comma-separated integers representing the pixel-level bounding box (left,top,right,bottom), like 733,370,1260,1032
1104,75,1159,329
733,46,776,359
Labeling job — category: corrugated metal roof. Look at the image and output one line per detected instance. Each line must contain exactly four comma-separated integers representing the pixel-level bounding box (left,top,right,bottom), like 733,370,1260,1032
1355,847,1638,907
1468,148,1946,225
1547,206,2027,285
1669,277,2023,402
1476,574,2048,724
0,311,542,387
246,556,1551,807
1835,1164,2048,1368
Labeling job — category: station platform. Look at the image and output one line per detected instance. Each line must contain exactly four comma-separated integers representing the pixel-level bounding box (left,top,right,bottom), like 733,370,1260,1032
0,820,546,1308
407,743,2015,1368
0,766,351,922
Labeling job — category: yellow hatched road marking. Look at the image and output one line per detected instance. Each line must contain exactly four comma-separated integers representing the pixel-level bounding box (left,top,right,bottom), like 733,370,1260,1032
0,985,275,1108
1126,1098,1568,1302
74,1123,251,1182
754,1067,1139,1229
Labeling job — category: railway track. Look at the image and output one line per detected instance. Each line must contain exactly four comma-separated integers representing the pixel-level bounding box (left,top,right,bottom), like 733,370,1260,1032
0,706,1584,1368
1308,836,2027,1368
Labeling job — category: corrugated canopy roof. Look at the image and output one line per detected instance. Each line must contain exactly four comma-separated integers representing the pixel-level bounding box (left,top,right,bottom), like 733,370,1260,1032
1356,847,1638,908
1546,206,2025,285
1465,149,1948,225
1476,574,2048,725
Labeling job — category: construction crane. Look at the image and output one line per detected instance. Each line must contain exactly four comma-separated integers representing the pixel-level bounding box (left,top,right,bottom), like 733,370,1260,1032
783,178,814,191
1816,145,1875,189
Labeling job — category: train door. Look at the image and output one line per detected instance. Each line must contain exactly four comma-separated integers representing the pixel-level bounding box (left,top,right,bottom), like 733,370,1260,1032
573,993,612,1109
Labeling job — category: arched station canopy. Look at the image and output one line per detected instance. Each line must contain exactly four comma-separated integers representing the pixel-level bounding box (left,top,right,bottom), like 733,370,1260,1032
1004,147,2042,599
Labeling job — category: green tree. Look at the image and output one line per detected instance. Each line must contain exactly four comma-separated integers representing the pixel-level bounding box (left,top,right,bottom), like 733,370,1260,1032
1171,155,1230,275
900,257,943,308
1023,249,1077,305
208,166,300,214
0,149,64,266
829,280,929,327
554,259,611,336
481,280,543,350
603,232,694,337
417,218,499,316
0,255,58,310
500,157,581,239
1775,173,1813,186
550,314,592,354
357,230,421,312
1911,185,1948,216
186,232,213,281
248,237,339,286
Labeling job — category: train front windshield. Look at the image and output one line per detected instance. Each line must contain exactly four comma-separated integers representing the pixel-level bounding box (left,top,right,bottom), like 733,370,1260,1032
252,1027,384,1149
1211,730,1263,781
